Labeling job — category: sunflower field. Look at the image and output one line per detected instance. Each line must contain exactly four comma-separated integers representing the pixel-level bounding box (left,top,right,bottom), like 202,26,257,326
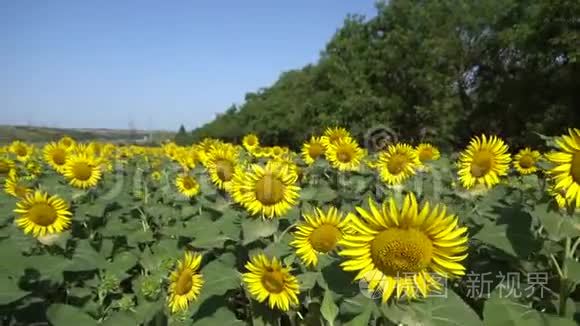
1,128,580,326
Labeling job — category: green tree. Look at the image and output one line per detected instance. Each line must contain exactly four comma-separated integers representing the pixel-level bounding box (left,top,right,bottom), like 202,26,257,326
174,124,191,146
191,0,580,150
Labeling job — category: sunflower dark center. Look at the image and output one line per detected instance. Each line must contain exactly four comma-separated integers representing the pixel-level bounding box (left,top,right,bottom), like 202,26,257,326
28,203,58,226
52,149,67,165
182,176,195,190
419,149,433,162
0,161,10,174
15,185,29,198
72,162,92,181
329,134,342,143
261,270,285,293
216,160,234,181
310,224,341,252
246,137,257,146
175,269,193,295
16,147,27,157
337,149,353,163
571,151,580,183
387,154,408,174
308,143,324,158
470,150,492,177
371,228,433,276
255,174,285,205
518,155,534,169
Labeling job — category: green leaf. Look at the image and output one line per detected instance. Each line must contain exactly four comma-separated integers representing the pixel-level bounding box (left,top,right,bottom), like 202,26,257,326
46,304,98,326
65,241,107,272
474,208,539,258
180,205,200,220
530,203,580,241
107,251,139,278
0,276,29,305
344,303,374,326
320,291,339,326
126,228,154,246
100,218,140,237
565,258,580,285
102,312,139,326
25,255,68,283
314,185,338,203
298,271,319,291
483,287,576,326
144,203,176,219
133,298,164,324
194,307,245,326
199,253,240,299
186,212,240,249
300,186,318,201
76,201,107,219
340,294,376,319
0,236,30,277
242,218,279,245
382,290,482,326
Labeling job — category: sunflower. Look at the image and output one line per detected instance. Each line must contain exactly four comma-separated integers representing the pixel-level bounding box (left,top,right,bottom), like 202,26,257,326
416,143,440,165
251,146,266,158
301,136,326,165
268,159,300,184
262,147,274,158
230,162,300,218
376,143,419,185
151,171,162,182
548,185,567,209
63,153,102,189
339,193,468,302
198,138,221,153
546,128,580,208
325,138,365,171
24,160,43,180
512,148,541,175
175,174,201,198
167,251,204,313
271,146,285,159
0,157,16,178
58,136,76,149
4,176,33,198
242,254,299,311
243,134,260,152
321,127,352,148
43,142,70,173
457,134,511,189
291,207,349,267
14,191,72,237
204,144,240,190
9,141,33,162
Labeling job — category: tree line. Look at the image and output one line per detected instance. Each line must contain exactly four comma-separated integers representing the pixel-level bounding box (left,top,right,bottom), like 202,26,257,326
177,0,580,151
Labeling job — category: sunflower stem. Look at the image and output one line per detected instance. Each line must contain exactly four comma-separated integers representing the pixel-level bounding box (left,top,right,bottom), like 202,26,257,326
558,236,571,317
550,254,563,278
570,237,580,259
277,223,296,242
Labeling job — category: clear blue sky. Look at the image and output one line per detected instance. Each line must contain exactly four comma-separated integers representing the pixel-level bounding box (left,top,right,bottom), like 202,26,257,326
0,0,377,131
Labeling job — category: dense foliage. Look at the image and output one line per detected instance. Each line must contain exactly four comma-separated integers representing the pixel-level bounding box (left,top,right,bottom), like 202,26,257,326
189,0,580,149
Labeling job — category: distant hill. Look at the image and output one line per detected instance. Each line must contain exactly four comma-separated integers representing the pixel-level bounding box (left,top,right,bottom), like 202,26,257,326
0,125,174,145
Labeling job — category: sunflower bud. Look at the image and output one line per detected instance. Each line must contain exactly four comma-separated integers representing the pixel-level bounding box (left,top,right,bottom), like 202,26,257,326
140,276,161,300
